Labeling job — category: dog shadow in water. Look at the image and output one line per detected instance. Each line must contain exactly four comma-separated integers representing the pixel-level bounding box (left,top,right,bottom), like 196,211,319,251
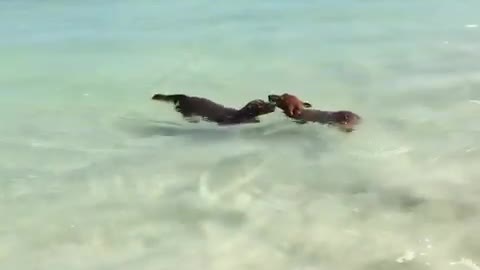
118,115,325,142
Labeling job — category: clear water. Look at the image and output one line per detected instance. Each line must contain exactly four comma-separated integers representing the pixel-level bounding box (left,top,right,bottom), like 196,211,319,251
1,1,480,269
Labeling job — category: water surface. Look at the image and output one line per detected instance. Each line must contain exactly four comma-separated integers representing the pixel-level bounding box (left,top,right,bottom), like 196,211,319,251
1,1,480,269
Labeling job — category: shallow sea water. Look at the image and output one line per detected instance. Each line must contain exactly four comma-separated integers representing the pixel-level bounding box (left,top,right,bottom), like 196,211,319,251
1,1,480,269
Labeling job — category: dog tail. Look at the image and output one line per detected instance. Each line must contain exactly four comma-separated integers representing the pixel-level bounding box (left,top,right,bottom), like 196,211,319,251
151,93,188,103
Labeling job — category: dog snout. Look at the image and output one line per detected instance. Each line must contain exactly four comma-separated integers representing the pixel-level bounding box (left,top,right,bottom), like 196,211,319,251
266,102,276,111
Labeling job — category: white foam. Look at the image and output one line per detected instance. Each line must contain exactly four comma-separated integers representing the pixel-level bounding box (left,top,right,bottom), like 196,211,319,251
450,258,480,270
469,100,480,105
396,250,416,263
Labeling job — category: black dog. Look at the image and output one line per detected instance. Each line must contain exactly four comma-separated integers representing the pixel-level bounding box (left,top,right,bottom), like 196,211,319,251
152,93,276,125
268,93,361,132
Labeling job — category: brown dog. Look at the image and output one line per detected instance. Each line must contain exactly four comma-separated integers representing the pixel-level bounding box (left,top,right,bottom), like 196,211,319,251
152,93,276,125
267,93,313,117
268,94,361,132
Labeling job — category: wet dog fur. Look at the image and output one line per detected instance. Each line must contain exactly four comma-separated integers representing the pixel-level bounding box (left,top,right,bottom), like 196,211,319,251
152,93,276,125
268,93,361,132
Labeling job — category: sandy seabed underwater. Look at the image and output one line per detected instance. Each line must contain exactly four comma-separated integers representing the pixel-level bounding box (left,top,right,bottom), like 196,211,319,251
1,1,480,269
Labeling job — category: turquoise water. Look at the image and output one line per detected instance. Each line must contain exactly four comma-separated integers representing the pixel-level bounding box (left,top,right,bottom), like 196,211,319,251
1,1,480,269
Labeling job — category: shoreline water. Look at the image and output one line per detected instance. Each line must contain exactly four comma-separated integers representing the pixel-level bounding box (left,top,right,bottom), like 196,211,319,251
1,1,480,269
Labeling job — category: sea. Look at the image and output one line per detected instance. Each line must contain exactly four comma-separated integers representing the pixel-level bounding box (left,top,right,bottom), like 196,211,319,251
1,1,479,269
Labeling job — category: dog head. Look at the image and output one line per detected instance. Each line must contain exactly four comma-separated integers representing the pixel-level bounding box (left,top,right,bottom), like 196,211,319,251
218,99,276,125
330,111,362,132
236,99,276,118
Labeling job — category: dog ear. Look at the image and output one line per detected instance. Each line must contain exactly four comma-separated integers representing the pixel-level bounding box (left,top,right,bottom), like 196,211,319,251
303,102,312,108
268,95,281,103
